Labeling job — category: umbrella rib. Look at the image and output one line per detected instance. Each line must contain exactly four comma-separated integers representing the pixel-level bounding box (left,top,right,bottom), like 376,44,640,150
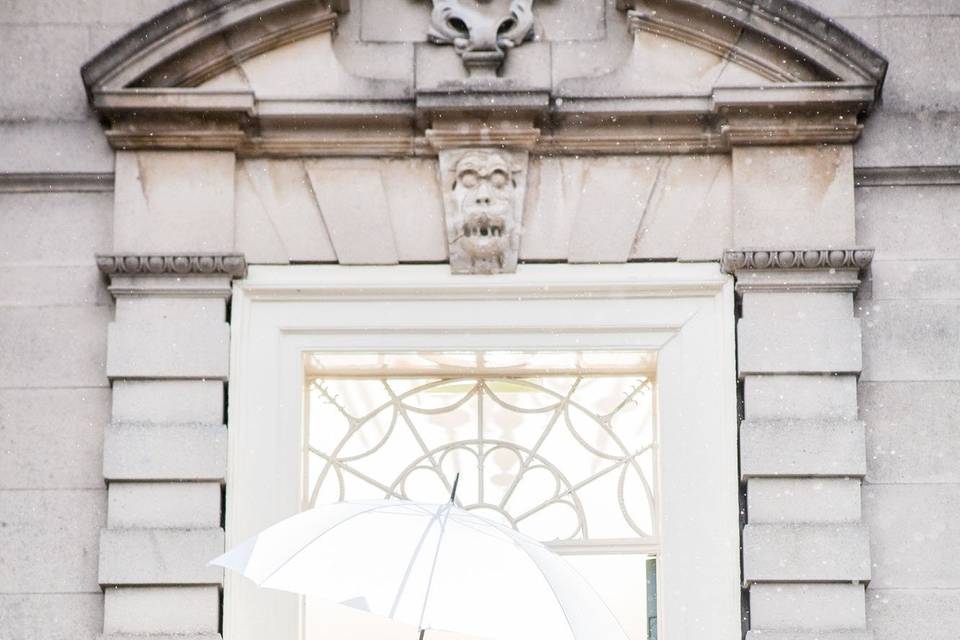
416,502,455,633
388,505,444,618
256,503,394,587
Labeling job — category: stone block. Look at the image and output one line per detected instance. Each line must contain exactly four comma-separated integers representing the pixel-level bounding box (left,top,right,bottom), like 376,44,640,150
867,588,960,640
865,259,960,302
860,301,960,381
856,186,960,261
738,318,862,375
856,110,960,168
238,33,408,100
863,484,960,589
742,292,853,320
0,192,111,266
106,317,230,380
0,120,114,173
112,380,223,425
234,159,336,264
860,381,960,483
741,420,866,479
303,158,446,263
103,423,226,482
630,156,733,261
750,583,866,630
359,0,431,42
0,489,105,593
742,523,871,584
0,306,110,388
103,586,219,634
332,39,414,84
567,157,660,263
733,145,856,246
879,16,960,113
0,266,111,307
743,375,859,421
98,528,224,586
748,479,861,524
304,163,400,265
113,151,235,254
0,25,90,120
520,157,584,260
0,387,108,489
536,0,606,41
0,593,103,640
377,159,447,262
108,483,221,529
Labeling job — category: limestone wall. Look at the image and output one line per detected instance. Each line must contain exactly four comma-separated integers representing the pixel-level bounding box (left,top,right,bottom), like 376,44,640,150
0,3,174,638
802,2,960,638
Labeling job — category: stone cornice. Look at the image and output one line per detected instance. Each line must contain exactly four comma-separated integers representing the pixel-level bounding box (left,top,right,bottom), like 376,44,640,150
81,0,345,98
97,254,247,278
91,84,877,155
722,249,874,294
721,249,874,273
617,0,887,92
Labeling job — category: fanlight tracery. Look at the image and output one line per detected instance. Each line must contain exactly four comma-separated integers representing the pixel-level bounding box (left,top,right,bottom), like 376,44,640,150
305,358,658,547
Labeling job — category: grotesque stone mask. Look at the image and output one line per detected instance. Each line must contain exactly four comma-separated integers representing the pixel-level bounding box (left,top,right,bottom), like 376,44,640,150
428,0,536,76
441,149,527,274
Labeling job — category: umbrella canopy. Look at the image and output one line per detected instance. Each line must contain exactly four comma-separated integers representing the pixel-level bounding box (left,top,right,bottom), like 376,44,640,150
211,498,630,640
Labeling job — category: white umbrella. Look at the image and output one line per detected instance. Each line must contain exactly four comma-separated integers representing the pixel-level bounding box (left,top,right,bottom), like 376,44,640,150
211,477,629,640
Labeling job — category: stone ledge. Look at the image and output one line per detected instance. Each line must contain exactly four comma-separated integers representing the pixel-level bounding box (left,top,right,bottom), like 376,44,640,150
722,249,874,273
99,528,224,586
103,423,227,482
743,524,871,585
97,254,246,278
741,420,867,479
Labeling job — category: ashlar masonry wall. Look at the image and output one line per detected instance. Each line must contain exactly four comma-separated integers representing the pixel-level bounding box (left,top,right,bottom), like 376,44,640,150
0,2,959,640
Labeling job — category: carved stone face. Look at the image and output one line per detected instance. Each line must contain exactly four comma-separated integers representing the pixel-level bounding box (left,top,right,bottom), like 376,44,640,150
428,0,535,75
447,150,521,273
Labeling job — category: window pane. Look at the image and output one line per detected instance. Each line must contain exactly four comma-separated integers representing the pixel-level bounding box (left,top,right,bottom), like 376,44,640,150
303,351,657,639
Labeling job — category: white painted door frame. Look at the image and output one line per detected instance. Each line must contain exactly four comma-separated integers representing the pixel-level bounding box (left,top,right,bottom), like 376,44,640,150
224,263,740,640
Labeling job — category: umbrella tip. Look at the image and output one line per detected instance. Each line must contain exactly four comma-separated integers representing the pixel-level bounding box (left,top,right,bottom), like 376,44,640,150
449,473,460,503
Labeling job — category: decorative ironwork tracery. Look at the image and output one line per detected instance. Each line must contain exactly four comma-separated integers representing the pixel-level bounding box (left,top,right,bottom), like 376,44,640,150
305,363,657,546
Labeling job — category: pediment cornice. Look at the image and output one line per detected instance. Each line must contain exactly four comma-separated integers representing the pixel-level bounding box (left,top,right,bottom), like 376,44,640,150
82,0,888,155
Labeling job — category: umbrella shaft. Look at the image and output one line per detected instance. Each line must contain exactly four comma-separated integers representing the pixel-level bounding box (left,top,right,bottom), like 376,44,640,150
419,630,425,640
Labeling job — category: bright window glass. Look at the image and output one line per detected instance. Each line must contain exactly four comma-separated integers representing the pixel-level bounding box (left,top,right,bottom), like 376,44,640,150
303,351,658,639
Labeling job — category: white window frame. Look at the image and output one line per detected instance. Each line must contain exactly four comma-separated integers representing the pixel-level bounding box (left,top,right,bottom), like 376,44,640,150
224,263,740,640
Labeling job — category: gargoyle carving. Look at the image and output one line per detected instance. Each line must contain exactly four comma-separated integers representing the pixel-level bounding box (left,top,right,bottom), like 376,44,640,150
439,148,528,274
428,0,536,76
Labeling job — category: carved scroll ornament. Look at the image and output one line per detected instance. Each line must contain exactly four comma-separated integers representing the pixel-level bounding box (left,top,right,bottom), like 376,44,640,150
439,148,528,274
428,0,535,75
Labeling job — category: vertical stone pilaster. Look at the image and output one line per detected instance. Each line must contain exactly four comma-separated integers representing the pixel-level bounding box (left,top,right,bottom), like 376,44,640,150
96,255,246,640
723,249,875,640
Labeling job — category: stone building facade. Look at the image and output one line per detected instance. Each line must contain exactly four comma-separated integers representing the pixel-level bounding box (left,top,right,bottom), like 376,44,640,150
0,1,958,639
